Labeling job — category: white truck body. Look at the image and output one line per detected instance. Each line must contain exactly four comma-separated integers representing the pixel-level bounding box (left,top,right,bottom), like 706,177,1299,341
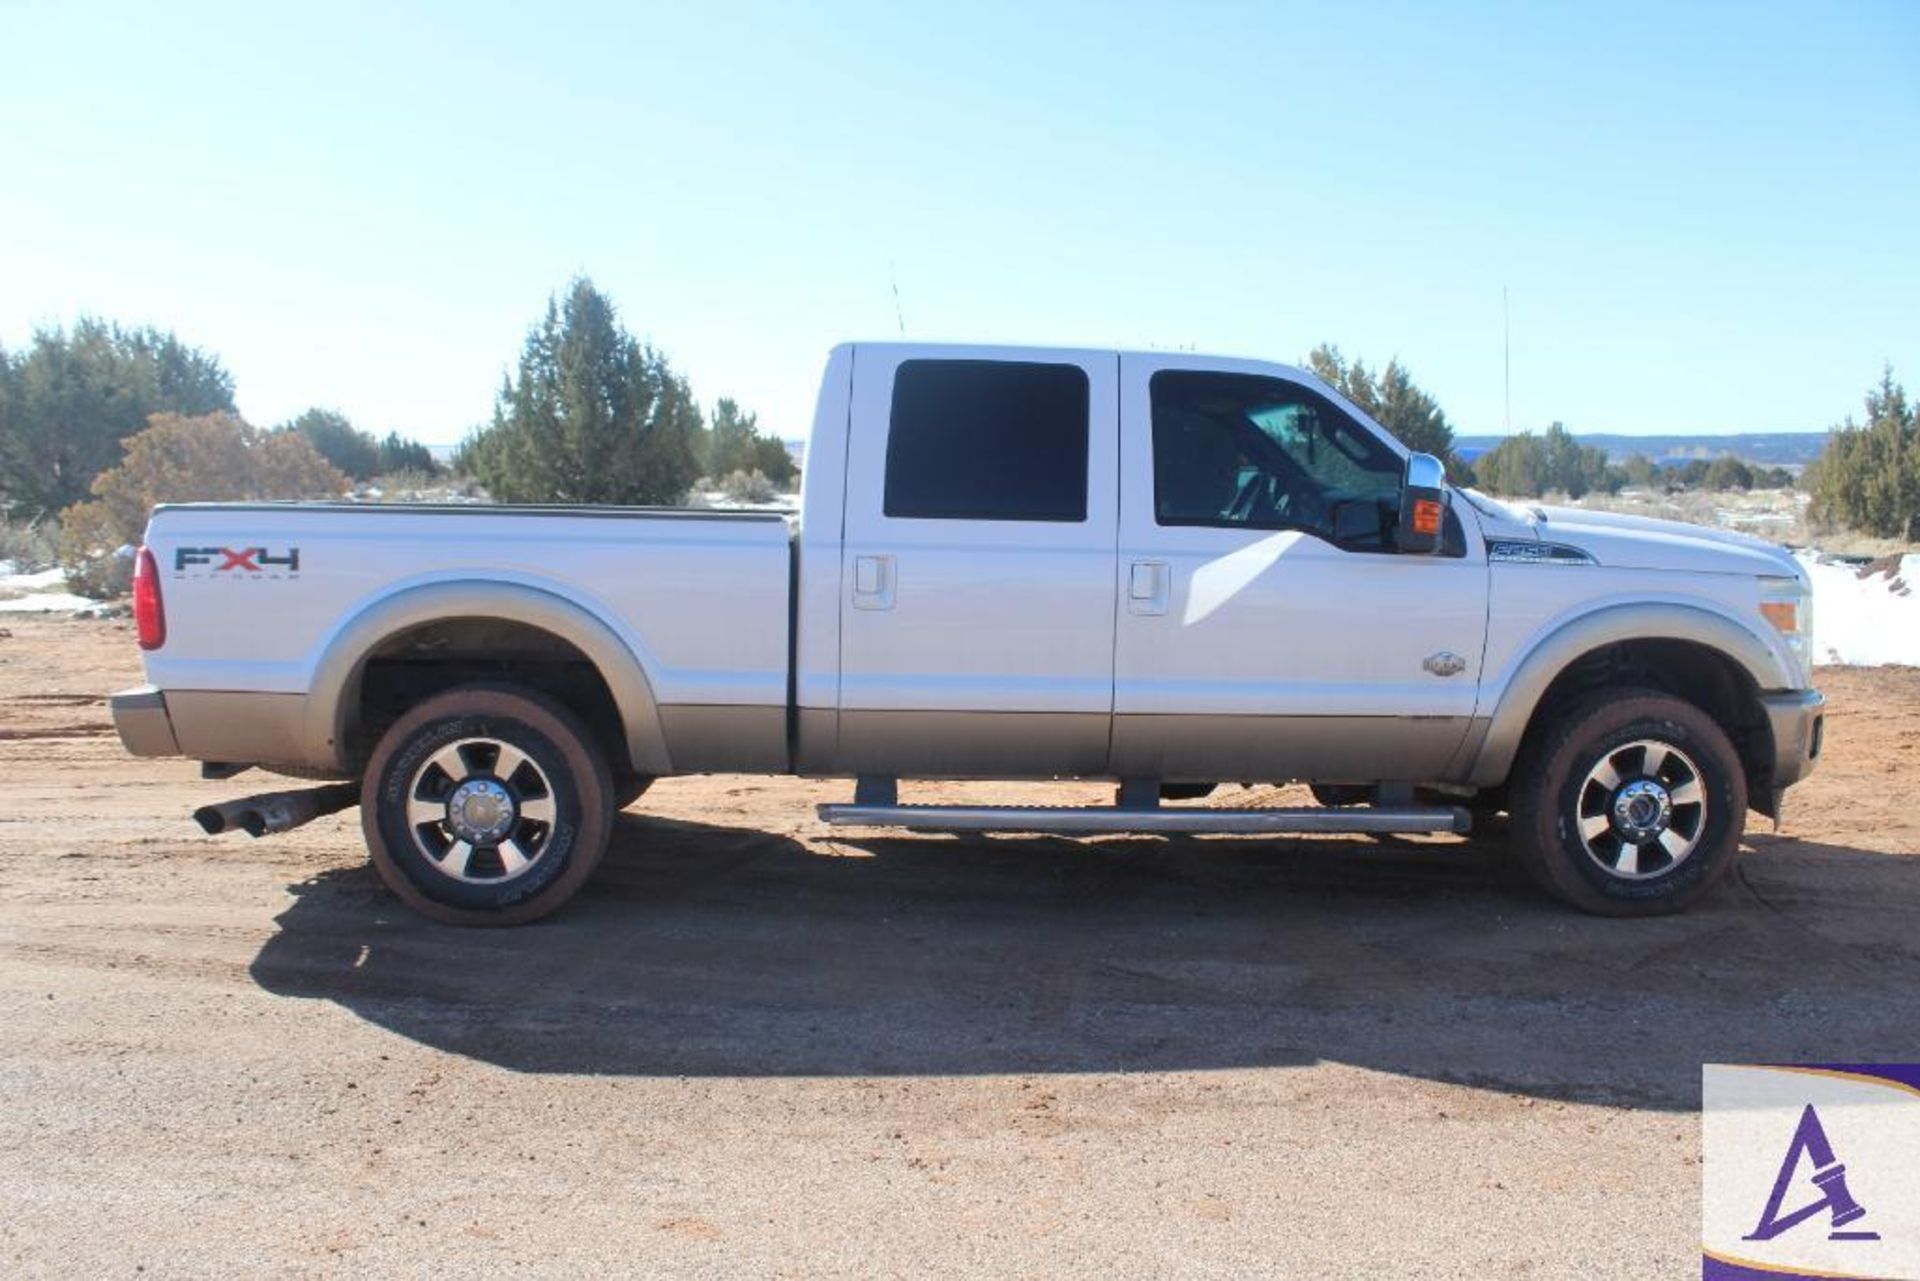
112,342,1826,920
132,503,795,776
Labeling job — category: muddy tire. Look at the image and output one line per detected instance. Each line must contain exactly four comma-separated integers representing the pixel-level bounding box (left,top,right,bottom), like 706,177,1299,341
1511,688,1746,916
361,684,614,926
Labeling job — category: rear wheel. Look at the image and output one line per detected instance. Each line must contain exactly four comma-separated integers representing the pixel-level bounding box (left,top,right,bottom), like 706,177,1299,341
361,684,614,926
1511,688,1745,915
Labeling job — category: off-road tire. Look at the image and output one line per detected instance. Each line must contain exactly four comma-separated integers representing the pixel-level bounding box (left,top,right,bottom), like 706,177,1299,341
1511,687,1746,916
361,684,614,926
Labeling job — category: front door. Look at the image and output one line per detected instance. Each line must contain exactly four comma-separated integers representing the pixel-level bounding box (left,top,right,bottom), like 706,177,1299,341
1111,354,1489,783
834,347,1120,777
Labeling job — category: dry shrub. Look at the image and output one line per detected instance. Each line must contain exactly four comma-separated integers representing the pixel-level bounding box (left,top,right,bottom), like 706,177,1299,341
718,469,779,504
0,516,60,572
58,412,347,597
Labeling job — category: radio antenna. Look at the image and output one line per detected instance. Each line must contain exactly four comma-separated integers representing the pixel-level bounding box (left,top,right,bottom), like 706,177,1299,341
1503,285,1512,433
890,262,907,336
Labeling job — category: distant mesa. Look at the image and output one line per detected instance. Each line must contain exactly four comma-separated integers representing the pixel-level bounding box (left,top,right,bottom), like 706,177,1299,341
1453,431,1827,469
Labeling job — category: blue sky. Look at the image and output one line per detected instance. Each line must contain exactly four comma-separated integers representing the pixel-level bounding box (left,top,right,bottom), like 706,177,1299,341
2,1,1915,446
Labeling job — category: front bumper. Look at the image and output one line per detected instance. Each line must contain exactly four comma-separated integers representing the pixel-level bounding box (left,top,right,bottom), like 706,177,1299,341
110,685,180,757
1761,688,1825,792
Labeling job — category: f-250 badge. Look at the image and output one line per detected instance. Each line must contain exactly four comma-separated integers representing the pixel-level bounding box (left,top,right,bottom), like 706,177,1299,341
1423,651,1467,677
173,546,300,576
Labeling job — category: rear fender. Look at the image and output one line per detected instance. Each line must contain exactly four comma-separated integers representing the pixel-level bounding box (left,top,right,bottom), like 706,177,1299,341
305,580,670,774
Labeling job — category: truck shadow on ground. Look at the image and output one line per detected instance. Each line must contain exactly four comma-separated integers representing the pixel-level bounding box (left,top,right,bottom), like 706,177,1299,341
249,814,1920,1110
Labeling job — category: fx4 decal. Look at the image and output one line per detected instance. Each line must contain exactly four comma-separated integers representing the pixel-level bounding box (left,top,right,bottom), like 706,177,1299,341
174,546,301,575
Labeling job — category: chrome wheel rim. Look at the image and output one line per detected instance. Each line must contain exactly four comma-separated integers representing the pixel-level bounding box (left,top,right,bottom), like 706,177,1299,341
1573,738,1707,880
405,736,558,883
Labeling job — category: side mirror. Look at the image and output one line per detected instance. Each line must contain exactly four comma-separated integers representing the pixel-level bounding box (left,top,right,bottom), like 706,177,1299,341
1397,453,1448,554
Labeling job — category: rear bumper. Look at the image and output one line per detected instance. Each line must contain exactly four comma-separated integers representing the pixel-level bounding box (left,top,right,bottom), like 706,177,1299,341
110,685,324,769
1761,688,1825,791
110,685,180,757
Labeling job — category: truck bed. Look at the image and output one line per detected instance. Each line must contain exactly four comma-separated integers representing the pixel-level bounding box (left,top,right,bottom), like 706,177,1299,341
139,501,797,774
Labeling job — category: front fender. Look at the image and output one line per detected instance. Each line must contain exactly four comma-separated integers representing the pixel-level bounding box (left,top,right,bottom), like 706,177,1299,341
1460,601,1792,787
304,580,671,775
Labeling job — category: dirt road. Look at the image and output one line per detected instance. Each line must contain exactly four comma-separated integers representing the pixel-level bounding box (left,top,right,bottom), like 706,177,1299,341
1,616,1915,1276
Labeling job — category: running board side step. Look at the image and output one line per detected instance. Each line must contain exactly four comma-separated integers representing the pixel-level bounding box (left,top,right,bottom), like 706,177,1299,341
815,803,1471,836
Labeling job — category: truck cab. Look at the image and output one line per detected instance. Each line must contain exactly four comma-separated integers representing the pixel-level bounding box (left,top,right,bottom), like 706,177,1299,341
797,345,1489,785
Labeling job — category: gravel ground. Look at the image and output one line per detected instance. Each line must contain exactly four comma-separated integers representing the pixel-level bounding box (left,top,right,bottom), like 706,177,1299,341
1,616,1916,1277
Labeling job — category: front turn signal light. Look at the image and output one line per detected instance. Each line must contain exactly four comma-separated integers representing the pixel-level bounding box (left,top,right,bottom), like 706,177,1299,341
1760,582,1814,683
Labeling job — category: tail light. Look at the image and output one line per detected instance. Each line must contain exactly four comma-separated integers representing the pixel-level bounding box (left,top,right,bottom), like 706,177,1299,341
133,546,166,650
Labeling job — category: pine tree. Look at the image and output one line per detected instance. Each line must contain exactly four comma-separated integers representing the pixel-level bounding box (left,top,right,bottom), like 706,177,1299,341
283,408,380,479
698,397,796,487
1809,368,1918,539
1472,423,1615,499
0,319,235,515
1306,343,1457,466
376,432,438,475
461,279,703,506
1704,454,1754,491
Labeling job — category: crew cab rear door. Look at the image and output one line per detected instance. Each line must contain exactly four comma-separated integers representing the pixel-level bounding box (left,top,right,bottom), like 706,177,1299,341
1110,353,1489,783
833,347,1120,776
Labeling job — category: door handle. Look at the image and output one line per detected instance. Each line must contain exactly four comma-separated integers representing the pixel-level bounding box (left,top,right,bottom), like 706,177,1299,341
1128,560,1169,616
852,554,895,610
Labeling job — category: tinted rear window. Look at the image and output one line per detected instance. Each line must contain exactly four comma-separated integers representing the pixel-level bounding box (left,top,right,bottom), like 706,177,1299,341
883,359,1089,521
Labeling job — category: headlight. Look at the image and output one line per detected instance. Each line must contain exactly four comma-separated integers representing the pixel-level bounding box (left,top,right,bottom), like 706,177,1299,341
1761,581,1814,683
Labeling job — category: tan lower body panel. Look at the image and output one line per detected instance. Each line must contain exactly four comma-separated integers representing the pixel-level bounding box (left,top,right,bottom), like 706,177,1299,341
151,691,1475,787
167,690,321,769
1109,713,1476,784
793,705,839,776
162,692,790,777
812,709,1476,784
655,704,790,774
109,687,181,757
830,709,1110,778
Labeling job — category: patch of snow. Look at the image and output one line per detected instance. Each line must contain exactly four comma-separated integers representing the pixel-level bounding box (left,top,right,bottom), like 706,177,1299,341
0,591,97,614
0,564,68,593
0,563,103,613
1797,550,1920,667
690,489,801,512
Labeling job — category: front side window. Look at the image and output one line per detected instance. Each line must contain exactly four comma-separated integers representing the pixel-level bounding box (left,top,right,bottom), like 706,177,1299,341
1151,370,1403,550
884,359,1089,521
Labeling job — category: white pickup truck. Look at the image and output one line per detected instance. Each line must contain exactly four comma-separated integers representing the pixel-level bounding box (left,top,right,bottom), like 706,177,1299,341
111,343,1825,923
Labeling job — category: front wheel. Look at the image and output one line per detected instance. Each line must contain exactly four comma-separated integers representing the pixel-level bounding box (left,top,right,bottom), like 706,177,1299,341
1510,688,1746,916
361,684,614,926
